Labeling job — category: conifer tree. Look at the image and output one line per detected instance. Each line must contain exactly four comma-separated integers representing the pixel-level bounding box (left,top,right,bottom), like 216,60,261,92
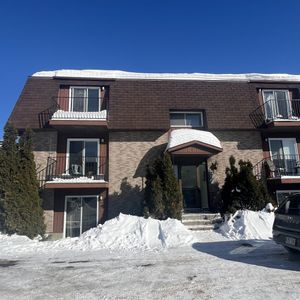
220,156,239,214
0,123,21,233
221,155,271,214
18,129,45,238
0,125,45,238
144,162,164,219
144,153,182,220
160,153,182,220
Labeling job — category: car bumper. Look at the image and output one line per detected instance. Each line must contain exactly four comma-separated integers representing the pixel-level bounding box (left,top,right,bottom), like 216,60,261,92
273,229,300,251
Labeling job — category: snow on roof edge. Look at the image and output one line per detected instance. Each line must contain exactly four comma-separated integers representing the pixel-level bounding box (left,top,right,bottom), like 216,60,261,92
31,69,300,82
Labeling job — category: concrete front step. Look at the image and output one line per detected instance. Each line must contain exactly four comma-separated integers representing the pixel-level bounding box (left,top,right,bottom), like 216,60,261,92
187,224,216,231
183,219,216,226
182,212,223,231
182,213,221,221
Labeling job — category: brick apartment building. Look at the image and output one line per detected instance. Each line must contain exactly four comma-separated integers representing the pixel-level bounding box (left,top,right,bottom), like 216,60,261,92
8,70,300,238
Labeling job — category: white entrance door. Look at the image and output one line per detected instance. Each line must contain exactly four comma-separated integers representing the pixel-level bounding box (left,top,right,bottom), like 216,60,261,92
67,139,99,177
269,138,298,175
64,196,98,237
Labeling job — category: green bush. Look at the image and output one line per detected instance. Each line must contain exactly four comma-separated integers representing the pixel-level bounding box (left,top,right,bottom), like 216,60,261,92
221,155,271,214
144,153,182,220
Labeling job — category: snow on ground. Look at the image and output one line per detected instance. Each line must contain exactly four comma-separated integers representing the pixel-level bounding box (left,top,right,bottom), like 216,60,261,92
0,212,300,300
0,214,195,255
219,209,275,240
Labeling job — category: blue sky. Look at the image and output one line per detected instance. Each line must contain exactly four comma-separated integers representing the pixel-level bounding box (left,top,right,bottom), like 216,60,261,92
1,0,300,138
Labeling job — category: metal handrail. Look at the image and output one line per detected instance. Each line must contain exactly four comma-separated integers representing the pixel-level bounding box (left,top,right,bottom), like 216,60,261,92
253,154,300,179
38,101,60,128
54,96,107,112
249,99,300,128
38,93,109,128
37,155,107,188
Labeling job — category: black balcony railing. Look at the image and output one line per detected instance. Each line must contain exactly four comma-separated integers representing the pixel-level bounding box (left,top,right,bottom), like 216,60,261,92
37,155,107,188
38,102,60,128
55,96,107,113
253,154,300,180
249,99,300,128
38,95,109,128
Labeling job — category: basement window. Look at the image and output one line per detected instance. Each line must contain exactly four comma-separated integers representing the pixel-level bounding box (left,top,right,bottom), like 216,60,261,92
170,111,203,128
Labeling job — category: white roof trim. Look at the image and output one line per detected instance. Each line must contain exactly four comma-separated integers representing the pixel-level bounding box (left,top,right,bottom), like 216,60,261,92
32,69,300,82
166,129,222,151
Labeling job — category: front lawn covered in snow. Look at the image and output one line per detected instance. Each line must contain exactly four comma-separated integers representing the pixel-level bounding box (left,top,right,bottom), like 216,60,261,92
1,210,300,300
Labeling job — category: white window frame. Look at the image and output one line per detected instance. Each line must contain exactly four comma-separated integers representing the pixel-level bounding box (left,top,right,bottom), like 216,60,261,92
170,111,204,128
268,138,298,159
69,86,101,112
63,195,99,238
262,89,291,119
66,138,100,176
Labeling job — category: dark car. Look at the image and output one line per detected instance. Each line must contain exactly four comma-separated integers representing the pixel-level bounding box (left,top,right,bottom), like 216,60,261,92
273,194,300,253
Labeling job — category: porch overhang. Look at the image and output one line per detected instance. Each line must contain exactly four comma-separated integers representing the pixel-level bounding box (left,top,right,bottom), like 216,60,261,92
166,129,223,157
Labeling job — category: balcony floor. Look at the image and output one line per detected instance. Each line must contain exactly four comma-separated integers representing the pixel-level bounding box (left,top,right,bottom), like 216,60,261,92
268,175,300,185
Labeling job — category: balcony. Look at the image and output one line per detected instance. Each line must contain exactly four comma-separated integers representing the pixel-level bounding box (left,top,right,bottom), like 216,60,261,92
37,155,108,189
249,99,300,130
38,95,108,130
254,154,300,184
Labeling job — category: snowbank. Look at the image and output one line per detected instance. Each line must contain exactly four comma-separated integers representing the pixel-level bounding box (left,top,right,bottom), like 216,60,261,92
0,214,195,254
50,214,195,251
219,208,275,240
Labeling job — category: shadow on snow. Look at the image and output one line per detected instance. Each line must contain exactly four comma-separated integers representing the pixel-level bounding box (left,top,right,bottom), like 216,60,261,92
192,239,300,272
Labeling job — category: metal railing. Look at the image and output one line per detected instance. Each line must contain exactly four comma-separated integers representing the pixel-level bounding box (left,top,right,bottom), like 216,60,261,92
37,155,107,188
38,102,60,128
38,95,109,128
253,154,300,180
55,96,107,112
249,99,300,128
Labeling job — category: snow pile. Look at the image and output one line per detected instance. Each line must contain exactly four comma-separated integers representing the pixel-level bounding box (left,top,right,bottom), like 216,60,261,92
51,214,195,251
0,233,39,255
219,207,275,240
166,129,222,151
0,214,195,254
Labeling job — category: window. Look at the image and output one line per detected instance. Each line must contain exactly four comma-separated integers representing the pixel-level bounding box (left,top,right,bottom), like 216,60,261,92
70,87,100,112
64,196,98,237
67,139,99,177
276,193,300,215
276,191,300,206
262,90,292,120
170,112,203,128
269,138,298,175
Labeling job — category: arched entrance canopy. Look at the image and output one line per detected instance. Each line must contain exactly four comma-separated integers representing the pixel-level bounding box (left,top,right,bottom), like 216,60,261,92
166,129,223,156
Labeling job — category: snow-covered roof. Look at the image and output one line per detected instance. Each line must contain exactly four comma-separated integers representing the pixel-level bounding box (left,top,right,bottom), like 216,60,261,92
31,69,300,82
166,129,222,151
